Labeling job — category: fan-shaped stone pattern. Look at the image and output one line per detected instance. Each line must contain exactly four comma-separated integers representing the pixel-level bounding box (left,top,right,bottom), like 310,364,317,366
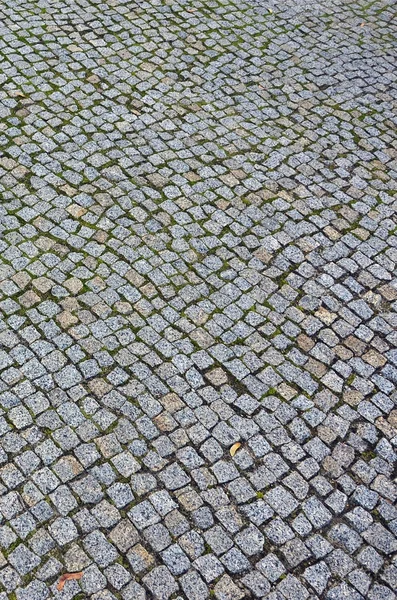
0,0,396,599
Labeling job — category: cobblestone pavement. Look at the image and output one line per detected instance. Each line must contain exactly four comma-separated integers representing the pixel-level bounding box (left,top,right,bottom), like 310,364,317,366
0,0,396,598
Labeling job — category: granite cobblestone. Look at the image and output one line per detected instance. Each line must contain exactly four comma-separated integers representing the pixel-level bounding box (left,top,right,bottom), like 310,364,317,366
0,0,396,598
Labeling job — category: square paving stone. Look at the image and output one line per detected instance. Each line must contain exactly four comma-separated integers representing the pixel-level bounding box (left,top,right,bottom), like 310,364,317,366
142,566,178,600
9,544,41,576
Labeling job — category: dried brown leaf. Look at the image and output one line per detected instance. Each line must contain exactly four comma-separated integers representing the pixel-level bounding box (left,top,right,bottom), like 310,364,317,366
57,572,83,591
230,442,241,457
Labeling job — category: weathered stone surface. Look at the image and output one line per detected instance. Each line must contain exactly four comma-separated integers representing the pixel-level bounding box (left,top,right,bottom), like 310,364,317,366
0,0,396,598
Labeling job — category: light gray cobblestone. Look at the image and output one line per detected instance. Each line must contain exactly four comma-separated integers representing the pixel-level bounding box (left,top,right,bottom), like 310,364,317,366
0,0,396,597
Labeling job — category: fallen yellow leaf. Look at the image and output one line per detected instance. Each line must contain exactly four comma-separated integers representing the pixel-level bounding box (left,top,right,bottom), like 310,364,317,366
10,90,26,97
230,442,241,457
57,572,83,591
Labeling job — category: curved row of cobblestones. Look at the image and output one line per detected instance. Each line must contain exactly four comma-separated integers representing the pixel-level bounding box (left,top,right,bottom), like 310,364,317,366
0,0,396,599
